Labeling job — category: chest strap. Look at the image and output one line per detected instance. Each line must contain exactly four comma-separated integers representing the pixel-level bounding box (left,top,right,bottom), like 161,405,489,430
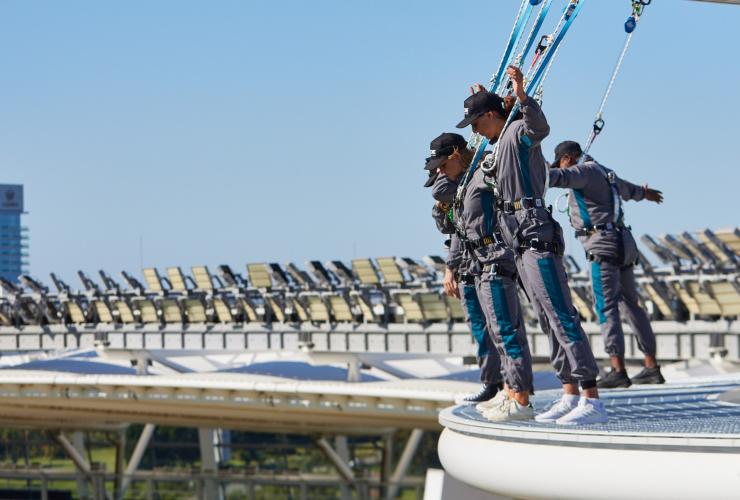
466,232,505,250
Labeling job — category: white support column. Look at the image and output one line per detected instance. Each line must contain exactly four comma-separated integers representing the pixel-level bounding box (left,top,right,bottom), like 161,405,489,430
198,428,223,500
387,429,424,500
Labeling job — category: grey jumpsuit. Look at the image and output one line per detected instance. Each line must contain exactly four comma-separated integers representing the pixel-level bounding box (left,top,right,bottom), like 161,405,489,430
432,175,502,386
495,98,599,385
548,157,657,359
458,167,533,392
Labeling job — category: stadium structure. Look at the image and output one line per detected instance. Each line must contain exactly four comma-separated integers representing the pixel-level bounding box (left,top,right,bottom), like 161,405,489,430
0,227,737,499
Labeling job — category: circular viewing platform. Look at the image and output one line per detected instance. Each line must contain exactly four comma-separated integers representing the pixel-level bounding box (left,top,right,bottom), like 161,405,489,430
438,377,740,500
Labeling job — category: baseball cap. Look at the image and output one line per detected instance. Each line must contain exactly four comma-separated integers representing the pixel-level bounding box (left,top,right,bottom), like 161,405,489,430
423,167,439,188
424,133,468,172
553,141,583,166
456,90,506,129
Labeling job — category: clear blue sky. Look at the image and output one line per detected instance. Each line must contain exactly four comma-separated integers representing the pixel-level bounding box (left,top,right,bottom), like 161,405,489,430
1,0,738,284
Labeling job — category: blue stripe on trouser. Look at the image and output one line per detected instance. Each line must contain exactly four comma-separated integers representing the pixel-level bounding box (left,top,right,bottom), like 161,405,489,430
489,279,522,359
463,285,489,358
537,257,583,343
591,261,607,324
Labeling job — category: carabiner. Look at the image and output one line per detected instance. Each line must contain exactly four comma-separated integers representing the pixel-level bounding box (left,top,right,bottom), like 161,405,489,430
593,118,605,135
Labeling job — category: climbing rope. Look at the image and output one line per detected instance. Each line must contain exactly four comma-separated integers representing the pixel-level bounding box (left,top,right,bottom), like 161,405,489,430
582,0,651,156
482,0,587,176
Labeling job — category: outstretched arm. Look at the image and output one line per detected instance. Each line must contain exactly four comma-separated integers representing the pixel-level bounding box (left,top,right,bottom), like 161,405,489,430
614,174,662,204
548,165,590,189
642,184,663,204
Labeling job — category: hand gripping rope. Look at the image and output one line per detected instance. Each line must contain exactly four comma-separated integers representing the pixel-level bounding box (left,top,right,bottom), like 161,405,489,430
465,0,537,156
582,0,651,157
482,0,587,176
457,0,551,207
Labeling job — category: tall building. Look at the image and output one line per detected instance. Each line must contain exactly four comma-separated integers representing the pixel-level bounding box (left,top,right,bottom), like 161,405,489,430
0,184,28,282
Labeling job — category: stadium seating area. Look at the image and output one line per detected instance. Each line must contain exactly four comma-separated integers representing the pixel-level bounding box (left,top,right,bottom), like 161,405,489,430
0,228,737,328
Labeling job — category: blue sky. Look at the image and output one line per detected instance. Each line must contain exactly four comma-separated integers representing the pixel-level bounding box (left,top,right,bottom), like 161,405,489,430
1,0,738,284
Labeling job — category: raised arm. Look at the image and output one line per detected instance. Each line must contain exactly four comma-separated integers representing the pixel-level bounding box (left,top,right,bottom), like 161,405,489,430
507,65,550,143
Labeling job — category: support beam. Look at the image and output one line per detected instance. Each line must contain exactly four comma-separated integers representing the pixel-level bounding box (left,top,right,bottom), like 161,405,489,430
387,429,424,500
314,437,355,483
381,433,394,498
112,430,125,500
56,433,91,474
198,428,222,500
120,423,156,497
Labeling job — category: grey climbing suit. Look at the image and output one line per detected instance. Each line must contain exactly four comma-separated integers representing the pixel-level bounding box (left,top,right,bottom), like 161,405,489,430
548,157,657,359
494,98,599,384
458,167,533,393
434,175,502,386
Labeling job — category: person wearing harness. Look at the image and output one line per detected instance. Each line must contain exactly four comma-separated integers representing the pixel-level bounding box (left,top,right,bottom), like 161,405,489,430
550,140,665,388
428,132,535,421
424,135,504,405
456,66,606,425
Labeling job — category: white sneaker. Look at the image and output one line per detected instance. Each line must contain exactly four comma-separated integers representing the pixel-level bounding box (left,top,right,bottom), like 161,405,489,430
475,390,508,413
534,394,580,423
483,398,534,422
556,397,608,426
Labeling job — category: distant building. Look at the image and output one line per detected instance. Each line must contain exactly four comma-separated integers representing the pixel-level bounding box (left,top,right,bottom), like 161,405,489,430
0,184,28,282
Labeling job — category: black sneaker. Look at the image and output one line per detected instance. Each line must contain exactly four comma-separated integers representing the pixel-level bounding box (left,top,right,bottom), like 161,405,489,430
455,382,502,405
597,369,632,389
631,366,666,385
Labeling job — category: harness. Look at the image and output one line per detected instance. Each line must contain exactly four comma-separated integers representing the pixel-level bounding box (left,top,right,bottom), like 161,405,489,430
574,222,627,238
570,161,625,234
519,237,562,255
497,197,547,214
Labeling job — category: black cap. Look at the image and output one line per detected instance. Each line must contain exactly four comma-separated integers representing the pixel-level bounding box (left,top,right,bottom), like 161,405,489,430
553,141,582,166
456,90,505,128
424,133,468,172
423,167,439,188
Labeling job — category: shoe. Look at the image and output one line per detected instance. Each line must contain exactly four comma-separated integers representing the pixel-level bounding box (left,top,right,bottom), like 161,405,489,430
475,389,508,413
631,366,665,385
454,382,501,405
534,394,579,423
483,398,534,422
597,369,632,389
556,398,608,425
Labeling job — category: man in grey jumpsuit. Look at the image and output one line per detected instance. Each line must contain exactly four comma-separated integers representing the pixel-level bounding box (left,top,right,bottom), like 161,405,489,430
550,140,665,388
424,140,504,404
454,153,535,420
456,66,606,425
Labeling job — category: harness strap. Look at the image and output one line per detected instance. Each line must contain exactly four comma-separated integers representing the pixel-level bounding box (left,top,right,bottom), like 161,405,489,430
587,251,633,268
574,222,627,237
466,233,505,250
497,197,547,214
519,238,563,256
482,264,518,281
